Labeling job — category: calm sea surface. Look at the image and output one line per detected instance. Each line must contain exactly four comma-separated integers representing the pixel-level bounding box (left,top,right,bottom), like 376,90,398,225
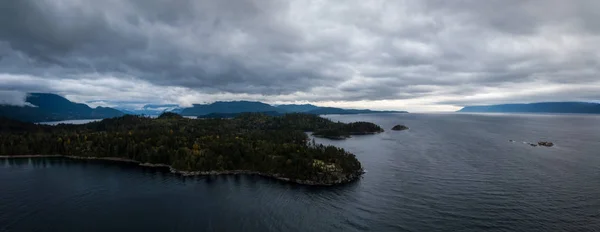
2,113,600,231
37,119,102,125
37,116,196,126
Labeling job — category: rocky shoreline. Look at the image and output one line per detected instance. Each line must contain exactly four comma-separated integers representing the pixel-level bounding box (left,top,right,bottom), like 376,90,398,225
313,131,383,140
1,155,362,186
508,140,555,147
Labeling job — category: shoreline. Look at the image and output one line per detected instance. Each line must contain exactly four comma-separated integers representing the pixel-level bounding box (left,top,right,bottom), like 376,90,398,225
313,130,383,140
0,155,64,158
0,155,362,186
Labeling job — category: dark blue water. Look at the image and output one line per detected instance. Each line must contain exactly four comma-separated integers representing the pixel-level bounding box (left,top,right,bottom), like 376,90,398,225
2,113,600,231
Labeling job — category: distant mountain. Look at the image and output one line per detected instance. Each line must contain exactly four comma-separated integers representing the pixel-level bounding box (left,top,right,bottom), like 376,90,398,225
197,111,283,119
180,101,407,117
144,104,180,109
275,104,320,113
306,107,407,115
181,101,286,116
91,106,124,118
116,104,182,115
0,93,124,122
458,102,600,114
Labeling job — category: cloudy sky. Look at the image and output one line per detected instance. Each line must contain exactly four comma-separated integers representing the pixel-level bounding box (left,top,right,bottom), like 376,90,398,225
1,0,599,112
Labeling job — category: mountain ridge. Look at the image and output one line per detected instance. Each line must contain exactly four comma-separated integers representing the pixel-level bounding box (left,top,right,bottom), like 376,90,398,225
0,93,125,122
275,104,320,112
0,93,409,121
306,107,407,115
182,102,407,116
181,101,287,116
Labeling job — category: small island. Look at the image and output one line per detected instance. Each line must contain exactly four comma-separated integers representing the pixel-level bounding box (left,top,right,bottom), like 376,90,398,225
537,141,554,147
0,113,384,186
391,124,409,131
510,140,555,148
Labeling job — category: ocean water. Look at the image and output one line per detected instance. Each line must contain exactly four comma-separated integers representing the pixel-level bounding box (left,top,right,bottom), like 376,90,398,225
2,113,600,231
37,119,102,125
37,116,196,126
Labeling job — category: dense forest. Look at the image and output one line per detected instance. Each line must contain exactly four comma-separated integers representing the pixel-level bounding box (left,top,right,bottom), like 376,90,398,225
0,113,383,185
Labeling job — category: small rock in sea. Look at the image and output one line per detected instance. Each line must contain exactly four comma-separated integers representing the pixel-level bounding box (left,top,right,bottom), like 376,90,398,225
537,141,554,147
528,143,538,147
391,125,409,131
509,140,515,142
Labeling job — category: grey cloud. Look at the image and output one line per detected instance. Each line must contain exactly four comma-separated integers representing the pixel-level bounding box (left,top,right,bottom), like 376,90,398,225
439,88,600,107
0,0,326,94
0,0,599,110
0,90,33,106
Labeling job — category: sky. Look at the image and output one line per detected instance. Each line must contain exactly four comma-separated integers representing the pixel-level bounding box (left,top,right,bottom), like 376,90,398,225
0,0,599,112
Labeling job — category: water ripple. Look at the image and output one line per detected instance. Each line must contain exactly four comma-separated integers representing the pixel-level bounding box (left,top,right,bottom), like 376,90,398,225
2,113,600,231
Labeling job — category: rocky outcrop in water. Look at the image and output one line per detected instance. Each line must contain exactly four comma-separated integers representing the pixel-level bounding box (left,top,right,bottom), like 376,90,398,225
537,141,554,147
511,140,554,148
391,125,409,131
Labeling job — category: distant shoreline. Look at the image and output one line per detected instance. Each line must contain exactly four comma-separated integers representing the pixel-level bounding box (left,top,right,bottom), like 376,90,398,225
0,155,361,186
457,102,600,114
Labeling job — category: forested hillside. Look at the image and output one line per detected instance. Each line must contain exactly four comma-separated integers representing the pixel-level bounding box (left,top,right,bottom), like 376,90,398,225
0,113,383,185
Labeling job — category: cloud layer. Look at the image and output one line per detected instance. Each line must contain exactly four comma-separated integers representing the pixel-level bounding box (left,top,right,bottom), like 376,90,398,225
1,0,599,111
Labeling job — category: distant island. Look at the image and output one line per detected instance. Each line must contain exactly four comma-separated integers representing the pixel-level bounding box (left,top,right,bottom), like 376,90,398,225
458,102,600,114
302,107,406,115
181,102,407,117
0,93,407,122
0,112,384,186
196,108,407,119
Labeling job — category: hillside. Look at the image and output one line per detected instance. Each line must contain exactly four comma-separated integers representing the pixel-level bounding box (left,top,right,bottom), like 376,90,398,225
458,102,600,114
181,101,407,117
180,101,286,116
0,93,124,122
275,104,320,112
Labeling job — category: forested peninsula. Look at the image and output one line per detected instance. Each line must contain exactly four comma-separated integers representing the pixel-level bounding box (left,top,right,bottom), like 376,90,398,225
0,113,383,185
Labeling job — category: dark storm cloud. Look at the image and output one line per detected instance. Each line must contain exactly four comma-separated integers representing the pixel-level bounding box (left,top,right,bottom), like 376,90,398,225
0,0,599,110
0,0,332,95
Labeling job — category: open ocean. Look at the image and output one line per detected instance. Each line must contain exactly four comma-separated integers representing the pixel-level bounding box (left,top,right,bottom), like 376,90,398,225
2,113,599,231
